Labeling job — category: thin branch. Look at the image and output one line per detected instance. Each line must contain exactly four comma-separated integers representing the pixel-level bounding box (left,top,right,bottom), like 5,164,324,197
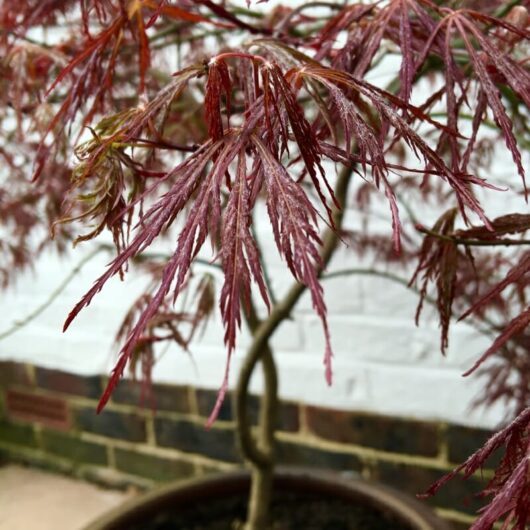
416,224,530,247
124,137,200,152
237,296,277,470
494,0,525,19
0,245,105,341
273,2,343,37
323,267,498,341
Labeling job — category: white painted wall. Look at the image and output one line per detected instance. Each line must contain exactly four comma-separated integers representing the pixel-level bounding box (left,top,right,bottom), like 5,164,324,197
0,2,525,431
0,177,512,430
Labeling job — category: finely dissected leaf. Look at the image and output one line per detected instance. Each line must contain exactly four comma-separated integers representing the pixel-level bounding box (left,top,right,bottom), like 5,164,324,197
133,4,150,93
300,69,402,251
0,0,76,31
411,209,460,352
441,19,464,173
220,150,269,354
422,408,530,530
253,136,334,384
412,8,530,194
115,265,215,406
32,2,210,179
454,15,528,193
460,252,530,322
299,64,489,225
64,139,222,408
209,151,271,426
461,90,488,174
456,214,530,240
397,0,414,103
349,6,390,78
33,14,127,179
470,455,529,530
314,3,377,65
205,58,232,141
267,63,337,216
463,307,530,376
358,83,489,225
55,66,201,250
464,11,530,110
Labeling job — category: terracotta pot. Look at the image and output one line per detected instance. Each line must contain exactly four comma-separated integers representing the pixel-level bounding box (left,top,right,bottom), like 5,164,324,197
84,467,452,530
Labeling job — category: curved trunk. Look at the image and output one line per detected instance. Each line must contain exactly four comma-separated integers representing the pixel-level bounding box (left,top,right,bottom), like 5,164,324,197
236,162,354,530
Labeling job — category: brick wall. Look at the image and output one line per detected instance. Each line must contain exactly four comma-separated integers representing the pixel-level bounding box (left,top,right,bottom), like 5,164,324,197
0,240,505,431
0,361,499,529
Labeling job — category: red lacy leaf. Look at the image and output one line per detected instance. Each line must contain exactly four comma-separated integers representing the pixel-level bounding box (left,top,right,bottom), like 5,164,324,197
220,150,270,354
454,15,528,193
397,0,414,103
463,307,530,376
301,69,402,251
460,252,530,322
421,408,530,530
268,63,337,217
411,209,460,352
253,136,334,384
64,140,222,410
205,59,232,141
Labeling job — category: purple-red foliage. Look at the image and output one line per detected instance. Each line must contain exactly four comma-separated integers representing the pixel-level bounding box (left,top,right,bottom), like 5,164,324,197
1,1,530,526
115,261,215,406
421,407,530,530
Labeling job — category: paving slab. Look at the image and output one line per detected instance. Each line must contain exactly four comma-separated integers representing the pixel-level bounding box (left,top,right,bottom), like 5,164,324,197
0,465,134,530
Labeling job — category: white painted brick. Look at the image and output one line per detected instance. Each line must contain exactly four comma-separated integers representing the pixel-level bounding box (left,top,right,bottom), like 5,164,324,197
0,143,520,432
300,313,492,373
360,362,507,428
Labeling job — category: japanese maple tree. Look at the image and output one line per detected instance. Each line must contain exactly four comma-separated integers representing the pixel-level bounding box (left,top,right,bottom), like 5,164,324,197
0,0,529,529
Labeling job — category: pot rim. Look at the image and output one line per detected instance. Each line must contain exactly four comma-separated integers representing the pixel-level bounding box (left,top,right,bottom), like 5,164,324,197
83,466,453,530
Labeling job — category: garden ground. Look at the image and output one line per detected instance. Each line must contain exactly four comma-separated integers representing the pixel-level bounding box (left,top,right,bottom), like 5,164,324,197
0,464,133,530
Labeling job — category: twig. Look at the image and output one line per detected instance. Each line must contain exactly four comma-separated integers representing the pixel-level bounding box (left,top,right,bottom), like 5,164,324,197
416,224,530,247
0,245,105,341
494,0,524,19
273,2,343,37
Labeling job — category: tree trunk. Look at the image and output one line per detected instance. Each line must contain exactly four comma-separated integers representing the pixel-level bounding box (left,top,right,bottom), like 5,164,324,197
236,162,354,530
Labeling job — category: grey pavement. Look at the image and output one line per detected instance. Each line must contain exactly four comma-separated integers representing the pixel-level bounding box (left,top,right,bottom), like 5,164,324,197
0,465,134,530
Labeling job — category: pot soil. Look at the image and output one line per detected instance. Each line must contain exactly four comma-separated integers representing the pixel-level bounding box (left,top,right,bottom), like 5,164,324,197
84,468,452,530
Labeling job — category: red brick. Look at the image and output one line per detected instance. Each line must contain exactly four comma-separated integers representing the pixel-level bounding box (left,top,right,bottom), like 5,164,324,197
6,389,70,430
74,407,146,442
155,417,240,463
35,367,102,399
370,460,488,515
111,379,191,414
195,389,300,432
0,361,32,388
305,406,439,456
